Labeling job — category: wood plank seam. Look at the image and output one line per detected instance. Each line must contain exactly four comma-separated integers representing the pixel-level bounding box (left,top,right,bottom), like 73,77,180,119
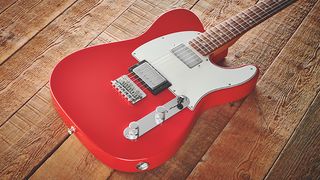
0,0,139,128
29,1,201,177
0,1,138,177
0,0,17,14
0,0,80,65
86,0,139,46
186,0,320,177
184,0,318,176
263,89,320,179
265,91,320,179
24,134,70,179
256,0,319,83
23,1,140,177
0,0,135,126
189,0,201,9
0,0,316,178
0,82,47,127
103,0,318,179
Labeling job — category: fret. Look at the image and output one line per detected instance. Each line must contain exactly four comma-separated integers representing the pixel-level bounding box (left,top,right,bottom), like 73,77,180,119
230,18,245,32
256,3,267,13
211,28,229,42
188,0,295,56
214,25,231,41
201,33,218,48
242,12,256,26
225,20,241,34
261,0,272,8
248,7,262,18
207,30,224,44
192,39,205,53
250,5,264,15
189,42,200,53
233,16,248,30
238,13,254,27
194,36,206,49
197,36,212,52
220,22,237,37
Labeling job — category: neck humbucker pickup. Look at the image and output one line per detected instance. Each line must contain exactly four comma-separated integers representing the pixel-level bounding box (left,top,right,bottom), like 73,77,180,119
171,44,203,68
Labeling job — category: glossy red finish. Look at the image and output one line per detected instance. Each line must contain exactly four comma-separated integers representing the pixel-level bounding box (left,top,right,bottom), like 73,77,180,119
50,9,258,172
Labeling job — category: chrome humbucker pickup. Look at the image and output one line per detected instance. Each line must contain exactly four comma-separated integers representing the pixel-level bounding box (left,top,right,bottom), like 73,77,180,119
111,75,146,104
129,60,171,95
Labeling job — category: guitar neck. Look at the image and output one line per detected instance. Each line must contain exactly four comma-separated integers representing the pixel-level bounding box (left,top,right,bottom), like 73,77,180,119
189,0,295,56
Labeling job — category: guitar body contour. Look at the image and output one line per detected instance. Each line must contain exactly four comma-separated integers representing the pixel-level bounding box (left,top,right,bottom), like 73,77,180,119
50,9,258,172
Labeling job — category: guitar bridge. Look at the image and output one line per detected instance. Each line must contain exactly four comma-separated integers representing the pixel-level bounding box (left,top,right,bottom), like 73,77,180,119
111,75,146,104
129,60,171,95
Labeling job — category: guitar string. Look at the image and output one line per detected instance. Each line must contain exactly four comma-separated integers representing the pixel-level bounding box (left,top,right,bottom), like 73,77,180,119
122,0,290,90
127,1,288,91
127,0,288,78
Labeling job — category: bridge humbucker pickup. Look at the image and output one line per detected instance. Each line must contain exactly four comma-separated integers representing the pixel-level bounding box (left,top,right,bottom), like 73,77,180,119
129,60,171,95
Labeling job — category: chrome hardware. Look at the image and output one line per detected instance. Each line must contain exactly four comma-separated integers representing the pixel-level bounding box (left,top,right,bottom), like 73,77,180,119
136,162,149,171
123,96,189,140
111,75,146,104
155,106,167,124
171,44,203,68
129,60,171,95
123,122,139,140
67,126,76,135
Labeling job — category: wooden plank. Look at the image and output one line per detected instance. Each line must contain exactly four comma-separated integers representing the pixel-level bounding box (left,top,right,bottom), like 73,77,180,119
35,2,312,179
265,92,320,179
0,0,16,14
98,0,316,179
0,85,68,179
30,135,112,180
0,0,135,126
0,0,136,179
28,0,199,178
0,0,78,65
1,0,314,179
187,1,320,179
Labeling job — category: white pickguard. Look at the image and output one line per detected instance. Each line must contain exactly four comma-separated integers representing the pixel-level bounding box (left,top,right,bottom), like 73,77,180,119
132,31,257,110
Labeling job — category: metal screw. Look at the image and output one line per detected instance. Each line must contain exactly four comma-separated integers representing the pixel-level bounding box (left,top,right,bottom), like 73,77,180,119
68,126,76,135
136,162,149,171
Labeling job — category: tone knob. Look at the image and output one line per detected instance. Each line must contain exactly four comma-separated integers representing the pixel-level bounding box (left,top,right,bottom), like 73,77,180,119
155,106,167,124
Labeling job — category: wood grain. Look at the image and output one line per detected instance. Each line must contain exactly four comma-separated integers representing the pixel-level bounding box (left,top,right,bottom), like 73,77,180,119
0,0,135,126
0,0,135,179
0,85,68,179
187,1,320,179
108,0,317,179
0,0,317,179
0,0,77,64
30,0,316,179
266,92,320,179
30,0,200,178
30,135,112,180
0,0,17,14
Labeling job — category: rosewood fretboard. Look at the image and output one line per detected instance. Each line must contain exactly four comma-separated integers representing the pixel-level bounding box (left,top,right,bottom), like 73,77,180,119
189,0,295,56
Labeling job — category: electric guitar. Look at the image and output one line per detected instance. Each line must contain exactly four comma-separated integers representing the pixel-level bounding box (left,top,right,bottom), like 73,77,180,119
50,0,295,172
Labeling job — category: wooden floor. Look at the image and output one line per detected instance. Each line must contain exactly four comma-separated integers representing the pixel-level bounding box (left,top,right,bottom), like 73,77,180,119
0,0,319,179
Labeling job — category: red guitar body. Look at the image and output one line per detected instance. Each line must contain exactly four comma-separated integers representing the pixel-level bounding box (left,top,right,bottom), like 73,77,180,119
50,9,258,172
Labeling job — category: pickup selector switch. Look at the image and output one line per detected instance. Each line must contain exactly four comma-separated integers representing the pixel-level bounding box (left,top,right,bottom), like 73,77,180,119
155,106,167,124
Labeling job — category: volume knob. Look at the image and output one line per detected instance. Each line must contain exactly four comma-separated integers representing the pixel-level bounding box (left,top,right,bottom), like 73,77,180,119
155,106,167,124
